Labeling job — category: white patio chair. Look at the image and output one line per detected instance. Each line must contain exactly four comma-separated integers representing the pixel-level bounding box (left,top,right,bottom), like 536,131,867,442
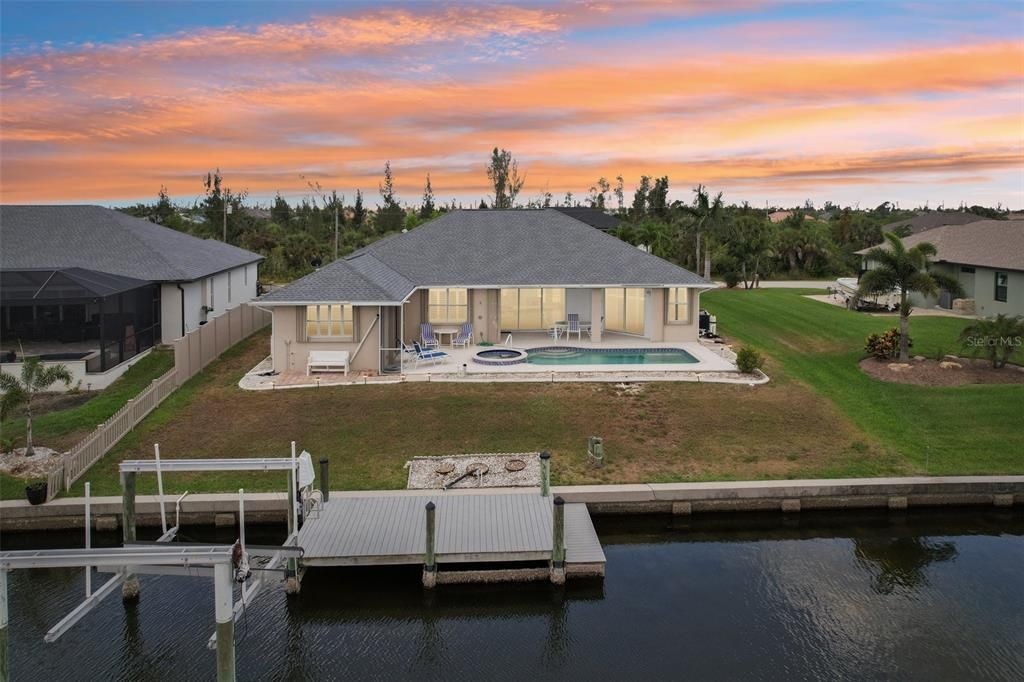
566,313,582,341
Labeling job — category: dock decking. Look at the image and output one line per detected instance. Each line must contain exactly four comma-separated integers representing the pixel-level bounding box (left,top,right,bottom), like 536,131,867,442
297,491,605,577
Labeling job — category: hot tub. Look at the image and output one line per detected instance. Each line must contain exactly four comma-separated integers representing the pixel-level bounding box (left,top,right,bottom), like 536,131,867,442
472,348,528,366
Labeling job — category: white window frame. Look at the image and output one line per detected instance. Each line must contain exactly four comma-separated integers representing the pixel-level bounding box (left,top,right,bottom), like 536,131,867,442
306,304,355,340
427,288,469,324
666,287,690,324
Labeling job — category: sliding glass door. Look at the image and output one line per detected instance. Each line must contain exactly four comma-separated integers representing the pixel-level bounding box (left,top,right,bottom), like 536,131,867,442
500,288,565,330
604,288,645,335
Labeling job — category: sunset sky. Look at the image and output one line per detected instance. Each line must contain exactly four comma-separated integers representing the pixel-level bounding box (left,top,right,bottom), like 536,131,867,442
1,1,1022,209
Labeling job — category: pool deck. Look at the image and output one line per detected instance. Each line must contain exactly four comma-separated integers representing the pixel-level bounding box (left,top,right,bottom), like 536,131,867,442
240,334,757,390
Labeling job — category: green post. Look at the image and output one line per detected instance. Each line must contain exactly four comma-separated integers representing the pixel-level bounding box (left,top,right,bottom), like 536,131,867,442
1,569,8,682
552,496,566,568
121,470,139,601
540,450,551,497
214,562,235,682
423,502,437,588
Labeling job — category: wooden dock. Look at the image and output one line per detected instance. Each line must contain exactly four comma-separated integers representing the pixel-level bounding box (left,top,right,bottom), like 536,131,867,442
296,491,605,583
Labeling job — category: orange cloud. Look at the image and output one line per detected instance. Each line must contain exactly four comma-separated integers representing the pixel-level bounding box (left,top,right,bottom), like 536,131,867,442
1,3,1022,206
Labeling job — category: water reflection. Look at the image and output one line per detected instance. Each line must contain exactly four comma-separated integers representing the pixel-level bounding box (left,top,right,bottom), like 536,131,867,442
854,536,958,594
3,508,1022,681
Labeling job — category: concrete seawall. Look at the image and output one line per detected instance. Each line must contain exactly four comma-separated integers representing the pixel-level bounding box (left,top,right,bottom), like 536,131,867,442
2,476,1022,532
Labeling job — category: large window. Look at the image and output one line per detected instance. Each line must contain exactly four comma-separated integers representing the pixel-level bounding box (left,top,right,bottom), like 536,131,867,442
500,288,565,329
605,288,645,335
666,287,689,323
427,288,468,324
995,272,1008,302
306,304,354,339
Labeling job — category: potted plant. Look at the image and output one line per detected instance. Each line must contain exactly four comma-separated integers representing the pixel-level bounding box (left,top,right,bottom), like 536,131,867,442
25,479,48,505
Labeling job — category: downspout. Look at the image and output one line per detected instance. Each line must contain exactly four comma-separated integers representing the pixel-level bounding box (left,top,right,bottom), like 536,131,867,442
176,283,186,339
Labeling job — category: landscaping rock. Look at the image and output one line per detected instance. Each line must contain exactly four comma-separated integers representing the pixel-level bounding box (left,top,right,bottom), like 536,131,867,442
939,361,962,370
887,363,913,372
913,355,926,361
0,446,65,480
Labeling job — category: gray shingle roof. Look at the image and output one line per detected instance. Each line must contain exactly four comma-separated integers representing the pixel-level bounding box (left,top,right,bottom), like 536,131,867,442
0,205,263,282
882,211,987,235
261,209,709,304
552,206,622,231
858,220,1024,271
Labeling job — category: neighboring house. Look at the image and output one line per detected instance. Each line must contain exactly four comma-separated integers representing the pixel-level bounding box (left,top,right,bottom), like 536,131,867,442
767,210,815,223
881,210,986,235
857,220,1024,316
259,209,712,374
1,205,262,383
552,207,622,232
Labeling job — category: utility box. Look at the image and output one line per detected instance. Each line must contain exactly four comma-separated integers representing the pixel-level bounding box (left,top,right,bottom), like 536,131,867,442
588,436,604,468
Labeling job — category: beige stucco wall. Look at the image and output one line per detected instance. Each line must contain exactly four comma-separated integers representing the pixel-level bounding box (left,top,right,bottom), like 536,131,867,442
271,305,381,373
661,288,700,343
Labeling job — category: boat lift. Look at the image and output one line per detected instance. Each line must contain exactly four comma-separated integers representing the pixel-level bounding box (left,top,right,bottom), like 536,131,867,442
0,442,319,682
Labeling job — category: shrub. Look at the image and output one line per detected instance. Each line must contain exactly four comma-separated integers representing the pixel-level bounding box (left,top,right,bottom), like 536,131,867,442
723,272,741,288
864,328,910,360
736,346,764,374
959,314,1024,369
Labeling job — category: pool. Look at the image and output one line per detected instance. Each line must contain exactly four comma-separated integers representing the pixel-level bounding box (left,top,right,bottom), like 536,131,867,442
526,346,698,365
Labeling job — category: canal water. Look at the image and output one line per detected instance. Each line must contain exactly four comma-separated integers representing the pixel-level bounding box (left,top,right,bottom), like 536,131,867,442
5,508,1023,681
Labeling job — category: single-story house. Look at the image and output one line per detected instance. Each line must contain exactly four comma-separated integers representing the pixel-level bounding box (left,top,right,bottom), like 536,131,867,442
857,219,1024,316
1,205,262,385
258,209,713,374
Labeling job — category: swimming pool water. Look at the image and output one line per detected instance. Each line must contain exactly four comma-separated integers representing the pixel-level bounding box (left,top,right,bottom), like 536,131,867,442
526,346,698,365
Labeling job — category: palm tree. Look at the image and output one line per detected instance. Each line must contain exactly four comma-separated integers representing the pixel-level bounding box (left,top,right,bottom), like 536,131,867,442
686,185,723,279
0,356,73,456
959,314,1024,368
858,232,963,362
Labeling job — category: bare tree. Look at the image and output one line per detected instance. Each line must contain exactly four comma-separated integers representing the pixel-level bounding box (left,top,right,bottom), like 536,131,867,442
486,148,526,208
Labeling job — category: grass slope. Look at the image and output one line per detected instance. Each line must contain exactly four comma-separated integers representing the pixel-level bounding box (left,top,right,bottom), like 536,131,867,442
702,288,1023,474
29,290,1024,498
0,349,174,500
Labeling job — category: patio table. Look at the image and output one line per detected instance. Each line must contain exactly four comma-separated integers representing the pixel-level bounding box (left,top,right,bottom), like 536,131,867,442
433,326,460,347
552,321,592,338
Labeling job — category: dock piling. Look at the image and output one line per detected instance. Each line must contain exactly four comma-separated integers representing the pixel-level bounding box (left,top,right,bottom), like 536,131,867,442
120,471,140,602
551,496,566,585
285,442,300,594
213,562,235,682
319,459,329,503
540,451,551,497
423,502,437,588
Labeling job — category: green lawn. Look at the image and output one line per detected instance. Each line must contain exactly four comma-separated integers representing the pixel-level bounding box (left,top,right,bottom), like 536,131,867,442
702,289,1024,474
27,289,1024,498
0,349,174,499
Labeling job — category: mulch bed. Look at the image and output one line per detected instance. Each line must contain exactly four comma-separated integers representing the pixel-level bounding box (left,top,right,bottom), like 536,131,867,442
860,356,1024,387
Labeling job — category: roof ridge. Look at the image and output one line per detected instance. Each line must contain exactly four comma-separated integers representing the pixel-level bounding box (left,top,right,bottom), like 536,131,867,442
106,209,191,280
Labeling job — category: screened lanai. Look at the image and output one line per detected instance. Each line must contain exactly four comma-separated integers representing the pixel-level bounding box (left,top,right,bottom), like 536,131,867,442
1,267,160,371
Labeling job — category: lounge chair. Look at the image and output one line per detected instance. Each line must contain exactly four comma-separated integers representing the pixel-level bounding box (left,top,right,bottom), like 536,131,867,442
412,341,449,366
566,313,582,341
453,322,473,348
419,323,439,349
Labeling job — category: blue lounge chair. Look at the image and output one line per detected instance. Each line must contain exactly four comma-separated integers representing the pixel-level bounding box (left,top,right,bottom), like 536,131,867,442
566,313,582,341
412,341,449,366
453,322,473,348
420,323,439,349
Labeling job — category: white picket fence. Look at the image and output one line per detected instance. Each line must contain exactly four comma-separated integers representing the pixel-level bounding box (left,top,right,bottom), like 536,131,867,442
44,302,270,500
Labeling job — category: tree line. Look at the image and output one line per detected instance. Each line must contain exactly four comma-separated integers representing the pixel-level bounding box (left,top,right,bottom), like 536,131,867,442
120,147,1010,284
